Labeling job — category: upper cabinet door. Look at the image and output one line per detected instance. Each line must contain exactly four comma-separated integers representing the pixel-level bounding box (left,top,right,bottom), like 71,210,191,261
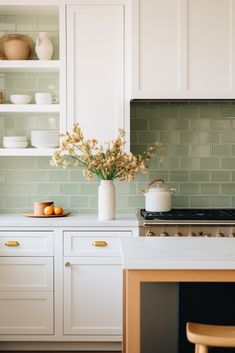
132,0,235,98
67,3,130,145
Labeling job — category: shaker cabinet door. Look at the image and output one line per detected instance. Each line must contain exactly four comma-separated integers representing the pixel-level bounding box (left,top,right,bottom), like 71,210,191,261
66,3,130,146
132,0,235,98
63,257,122,338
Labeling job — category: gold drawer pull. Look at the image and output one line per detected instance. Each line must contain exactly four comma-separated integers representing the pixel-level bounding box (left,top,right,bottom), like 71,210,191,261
5,241,20,247
92,241,108,247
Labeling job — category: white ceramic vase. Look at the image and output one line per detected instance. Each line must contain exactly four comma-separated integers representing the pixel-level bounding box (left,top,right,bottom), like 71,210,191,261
35,32,53,60
98,180,116,220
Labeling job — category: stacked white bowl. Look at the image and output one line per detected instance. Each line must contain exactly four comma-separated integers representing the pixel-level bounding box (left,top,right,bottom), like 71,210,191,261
31,130,59,148
3,136,28,148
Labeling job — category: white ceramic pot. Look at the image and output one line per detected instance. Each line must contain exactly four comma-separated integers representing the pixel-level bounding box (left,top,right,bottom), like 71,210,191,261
141,178,176,212
98,180,116,220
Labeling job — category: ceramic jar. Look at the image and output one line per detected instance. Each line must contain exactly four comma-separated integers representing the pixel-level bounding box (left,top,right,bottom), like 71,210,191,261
98,180,116,220
35,32,53,60
3,34,32,60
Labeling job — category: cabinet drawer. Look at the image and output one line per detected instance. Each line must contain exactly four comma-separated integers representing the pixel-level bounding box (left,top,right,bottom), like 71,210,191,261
0,257,53,292
64,231,132,256
0,231,53,256
0,292,53,335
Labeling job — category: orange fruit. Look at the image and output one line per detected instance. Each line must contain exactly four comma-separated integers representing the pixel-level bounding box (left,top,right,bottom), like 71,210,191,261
54,206,63,215
44,205,54,215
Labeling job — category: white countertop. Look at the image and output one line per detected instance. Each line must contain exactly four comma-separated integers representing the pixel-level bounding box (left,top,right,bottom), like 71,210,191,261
0,213,138,227
120,237,235,270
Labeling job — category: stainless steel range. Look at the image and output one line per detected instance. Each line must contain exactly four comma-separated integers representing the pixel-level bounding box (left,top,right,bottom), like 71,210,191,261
138,208,235,237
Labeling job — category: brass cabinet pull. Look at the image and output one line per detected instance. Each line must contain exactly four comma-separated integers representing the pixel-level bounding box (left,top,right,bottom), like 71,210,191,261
92,241,108,247
65,262,71,267
5,241,20,247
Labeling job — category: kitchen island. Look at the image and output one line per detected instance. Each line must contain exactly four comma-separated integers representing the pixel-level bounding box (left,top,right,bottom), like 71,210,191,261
120,237,235,353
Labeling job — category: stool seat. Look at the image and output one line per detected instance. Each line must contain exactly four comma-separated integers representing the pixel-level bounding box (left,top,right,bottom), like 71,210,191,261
187,322,235,348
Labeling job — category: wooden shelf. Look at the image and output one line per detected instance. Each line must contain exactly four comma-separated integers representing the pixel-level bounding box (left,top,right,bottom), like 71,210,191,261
0,148,57,156
0,60,60,72
0,104,60,113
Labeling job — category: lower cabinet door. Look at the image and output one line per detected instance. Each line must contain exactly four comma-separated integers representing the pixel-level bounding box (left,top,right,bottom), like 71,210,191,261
0,292,53,335
64,257,122,336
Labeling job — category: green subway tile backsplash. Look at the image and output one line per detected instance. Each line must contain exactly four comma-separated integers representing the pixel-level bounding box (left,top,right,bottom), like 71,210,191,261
1,101,235,213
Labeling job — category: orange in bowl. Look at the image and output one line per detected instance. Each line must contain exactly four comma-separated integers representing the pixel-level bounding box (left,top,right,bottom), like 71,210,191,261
54,206,63,215
44,205,54,216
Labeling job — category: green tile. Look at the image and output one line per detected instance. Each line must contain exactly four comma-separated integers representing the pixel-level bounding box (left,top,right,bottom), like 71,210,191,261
131,119,147,130
70,170,84,182
191,171,210,182
49,170,68,182
37,16,59,31
171,145,189,156
201,183,219,194
212,196,231,208
139,131,158,143
222,158,235,169
169,118,189,130
0,184,19,194
212,171,231,182
149,119,168,130
116,195,128,208
5,170,27,183
212,145,231,156
149,170,169,182
172,196,188,208
14,78,37,90
199,104,220,118
38,116,58,130
160,131,179,144
20,184,38,195
4,196,27,208
128,195,144,208
71,196,89,208
221,107,235,118
201,158,220,169
38,183,60,194
181,158,200,169
114,182,136,194
180,183,199,194
16,15,37,31
27,170,49,182
160,104,177,117
37,157,53,169
37,77,59,91
180,132,199,144
170,171,189,182
191,119,210,130
190,196,210,207
191,145,210,157
222,183,235,194
199,132,219,144
0,16,16,31
222,132,235,143
211,120,230,130
131,131,138,144
80,183,98,194
178,104,198,117
60,183,80,194
136,105,161,119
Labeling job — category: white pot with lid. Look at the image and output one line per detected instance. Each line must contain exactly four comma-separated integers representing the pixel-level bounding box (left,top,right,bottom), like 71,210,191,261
140,178,176,212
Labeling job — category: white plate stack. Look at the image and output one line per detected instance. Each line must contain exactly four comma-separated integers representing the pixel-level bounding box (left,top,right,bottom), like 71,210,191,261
31,130,59,148
3,136,28,148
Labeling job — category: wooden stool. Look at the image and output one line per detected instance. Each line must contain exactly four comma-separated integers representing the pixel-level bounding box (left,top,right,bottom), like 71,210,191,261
186,322,235,353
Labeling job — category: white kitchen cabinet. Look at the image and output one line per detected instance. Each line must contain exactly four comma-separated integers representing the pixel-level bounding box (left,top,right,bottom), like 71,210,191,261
132,0,235,98
66,2,130,148
0,230,54,335
63,229,133,340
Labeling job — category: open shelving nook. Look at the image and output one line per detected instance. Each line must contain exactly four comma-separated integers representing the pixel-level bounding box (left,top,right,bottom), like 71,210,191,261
0,2,65,157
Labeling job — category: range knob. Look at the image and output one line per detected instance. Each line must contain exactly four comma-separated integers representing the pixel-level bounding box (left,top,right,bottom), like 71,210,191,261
175,231,183,237
146,229,155,237
230,232,235,238
188,231,196,237
160,231,169,237
216,231,224,237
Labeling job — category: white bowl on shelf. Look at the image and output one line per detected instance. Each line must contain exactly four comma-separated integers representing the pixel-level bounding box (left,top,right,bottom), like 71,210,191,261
3,141,28,148
10,94,32,104
30,130,59,148
3,136,27,142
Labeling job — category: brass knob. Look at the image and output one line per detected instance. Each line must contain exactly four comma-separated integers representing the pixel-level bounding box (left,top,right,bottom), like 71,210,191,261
216,231,224,237
146,229,155,237
188,231,196,237
160,231,169,237
5,241,20,247
174,232,183,237
92,241,108,247
65,262,71,267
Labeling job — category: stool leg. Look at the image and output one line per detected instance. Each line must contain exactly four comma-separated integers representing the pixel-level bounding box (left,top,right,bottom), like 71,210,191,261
195,344,199,353
197,344,208,353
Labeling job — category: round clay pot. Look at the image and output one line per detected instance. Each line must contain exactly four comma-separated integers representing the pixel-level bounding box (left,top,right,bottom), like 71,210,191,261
0,34,32,60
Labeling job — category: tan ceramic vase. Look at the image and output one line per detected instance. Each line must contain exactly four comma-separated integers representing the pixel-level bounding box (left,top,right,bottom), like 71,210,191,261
3,35,31,60
35,32,53,60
